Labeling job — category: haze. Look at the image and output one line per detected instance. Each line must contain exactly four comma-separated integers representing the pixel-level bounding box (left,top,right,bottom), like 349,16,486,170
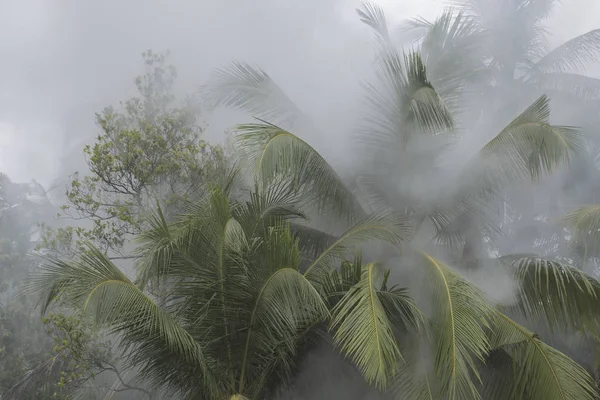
0,0,598,185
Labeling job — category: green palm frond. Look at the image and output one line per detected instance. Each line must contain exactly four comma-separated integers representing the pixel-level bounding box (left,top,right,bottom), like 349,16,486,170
234,121,365,221
239,267,329,395
490,312,598,400
199,61,309,129
303,210,412,278
564,205,600,257
134,201,176,290
411,10,486,114
359,49,455,150
330,262,403,390
472,95,584,186
531,29,600,75
315,254,365,308
418,252,492,400
509,257,600,332
29,243,216,398
236,177,308,236
289,222,338,260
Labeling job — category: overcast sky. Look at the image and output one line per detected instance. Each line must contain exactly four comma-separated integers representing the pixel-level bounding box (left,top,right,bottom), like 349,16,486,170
0,0,598,185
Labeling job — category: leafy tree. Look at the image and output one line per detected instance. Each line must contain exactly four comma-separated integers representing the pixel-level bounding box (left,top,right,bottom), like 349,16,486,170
0,174,54,396
40,50,229,259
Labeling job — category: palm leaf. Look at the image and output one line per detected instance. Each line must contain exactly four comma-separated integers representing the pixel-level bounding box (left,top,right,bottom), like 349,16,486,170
238,267,329,395
531,29,600,74
356,2,390,44
564,205,600,257
199,61,310,129
234,121,365,221
412,10,486,114
358,49,455,150
418,252,492,400
29,243,216,398
490,312,598,400
470,95,584,186
303,210,412,278
509,257,600,333
329,262,402,390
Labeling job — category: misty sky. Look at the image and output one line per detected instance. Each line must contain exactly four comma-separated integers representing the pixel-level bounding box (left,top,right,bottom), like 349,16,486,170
0,0,598,186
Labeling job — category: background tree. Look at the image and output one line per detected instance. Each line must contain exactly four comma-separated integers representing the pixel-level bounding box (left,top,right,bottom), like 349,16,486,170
40,50,229,260
0,173,55,396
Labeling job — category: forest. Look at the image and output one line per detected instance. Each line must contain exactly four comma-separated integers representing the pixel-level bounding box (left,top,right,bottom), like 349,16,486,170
2,1,600,399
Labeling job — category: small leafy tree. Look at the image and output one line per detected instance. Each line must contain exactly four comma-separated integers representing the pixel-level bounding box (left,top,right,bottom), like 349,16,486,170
40,50,229,259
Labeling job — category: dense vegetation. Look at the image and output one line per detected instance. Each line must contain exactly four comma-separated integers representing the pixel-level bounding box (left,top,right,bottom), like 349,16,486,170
3,1,600,399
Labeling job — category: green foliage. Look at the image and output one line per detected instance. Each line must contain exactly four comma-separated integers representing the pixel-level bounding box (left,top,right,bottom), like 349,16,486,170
40,50,229,257
18,2,600,400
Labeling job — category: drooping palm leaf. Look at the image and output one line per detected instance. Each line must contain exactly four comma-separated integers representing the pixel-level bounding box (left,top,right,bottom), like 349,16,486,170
239,267,329,396
469,95,584,187
234,121,365,221
199,61,310,130
358,49,455,150
508,257,600,333
418,252,492,400
303,210,412,278
356,2,390,45
408,10,487,115
531,29,600,75
330,262,403,390
489,312,598,400
563,205,600,258
29,243,216,398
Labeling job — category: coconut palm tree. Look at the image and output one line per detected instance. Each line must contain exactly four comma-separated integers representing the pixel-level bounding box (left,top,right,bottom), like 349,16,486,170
197,2,600,399
29,172,423,399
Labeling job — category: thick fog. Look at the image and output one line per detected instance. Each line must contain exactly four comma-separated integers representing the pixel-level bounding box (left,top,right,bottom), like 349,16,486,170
2,0,600,399
0,0,597,185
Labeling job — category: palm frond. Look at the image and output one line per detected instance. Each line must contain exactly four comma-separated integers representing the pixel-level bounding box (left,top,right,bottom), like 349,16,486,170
289,222,338,260
239,267,329,395
509,257,600,333
490,312,598,400
356,2,390,44
564,205,600,257
236,177,308,236
415,10,486,113
359,49,455,150
418,252,492,400
199,61,309,129
471,95,585,186
314,253,364,309
303,210,412,278
29,243,216,397
234,121,365,221
330,262,403,390
532,29,600,74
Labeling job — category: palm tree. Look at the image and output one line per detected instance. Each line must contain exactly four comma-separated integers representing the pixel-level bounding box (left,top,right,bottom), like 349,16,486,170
29,3,600,400
30,173,422,399
198,2,600,398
